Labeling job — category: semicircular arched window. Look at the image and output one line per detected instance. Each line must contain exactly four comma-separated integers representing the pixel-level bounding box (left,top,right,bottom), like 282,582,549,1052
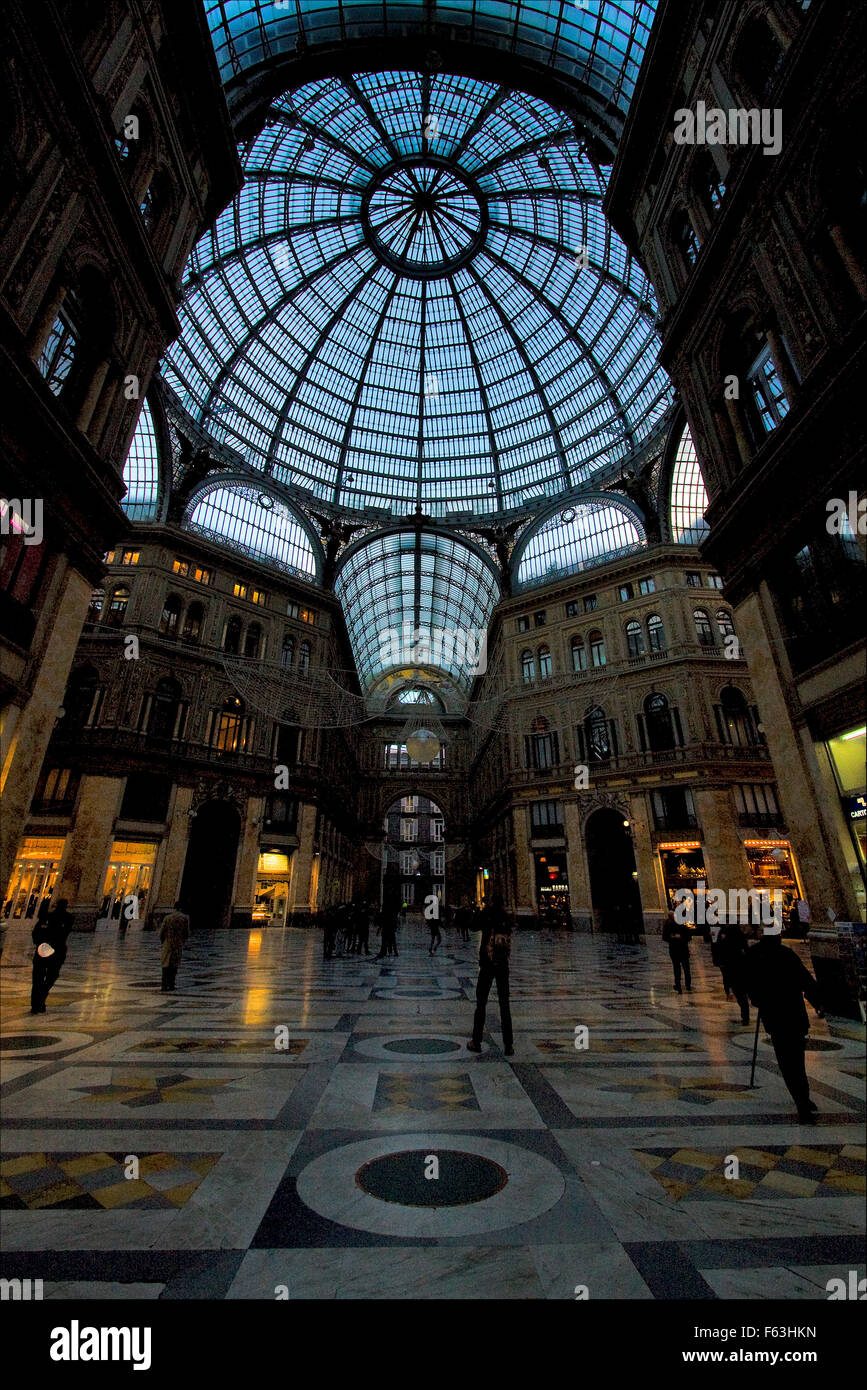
571,636,587,673
517,503,645,588
694,607,715,647
647,614,666,652
521,649,536,684
185,486,318,579
625,619,645,658
538,645,552,679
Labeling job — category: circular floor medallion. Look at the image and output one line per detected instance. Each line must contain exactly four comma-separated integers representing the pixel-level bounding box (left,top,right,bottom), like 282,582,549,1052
0,1034,61,1050
295,1132,565,1237
356,1149,507,1206
380,1037,460,1056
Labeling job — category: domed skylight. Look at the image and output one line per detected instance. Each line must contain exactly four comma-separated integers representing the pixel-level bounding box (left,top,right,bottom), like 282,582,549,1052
161,68,670,521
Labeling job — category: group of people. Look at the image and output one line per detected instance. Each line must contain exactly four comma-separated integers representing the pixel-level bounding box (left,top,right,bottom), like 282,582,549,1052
662,910,825,1123
22,884,826,1127
320,901,396,959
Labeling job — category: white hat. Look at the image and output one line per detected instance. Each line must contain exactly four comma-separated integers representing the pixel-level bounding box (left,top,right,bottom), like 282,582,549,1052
762,923,783,936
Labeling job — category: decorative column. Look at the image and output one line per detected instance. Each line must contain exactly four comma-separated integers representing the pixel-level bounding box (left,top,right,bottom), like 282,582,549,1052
510,803,535,923
55,774,124,931
564,797,592,931
628,792,662,934
694,786,751,892
231,794,264,929
75,356,110,433
148,784,193,929
289,802,319,915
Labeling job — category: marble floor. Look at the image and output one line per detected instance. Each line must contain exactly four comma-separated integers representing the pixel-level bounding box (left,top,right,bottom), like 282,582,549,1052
1,921,863,1300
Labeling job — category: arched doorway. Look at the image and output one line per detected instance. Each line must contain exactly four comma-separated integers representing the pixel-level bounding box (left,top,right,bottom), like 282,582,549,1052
585,808,643,934
381,794,446,917
179,800,241,930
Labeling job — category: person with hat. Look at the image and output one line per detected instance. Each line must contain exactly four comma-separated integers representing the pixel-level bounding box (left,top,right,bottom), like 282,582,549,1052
744,917,825,1122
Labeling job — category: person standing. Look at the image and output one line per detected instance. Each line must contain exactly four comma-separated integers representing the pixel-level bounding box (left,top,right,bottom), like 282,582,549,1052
30,898,73,1013
159,901,190,992
356,903,371,956
428,909,442,954
744,920,824,1123
717,919,750,1023
467,891,513,1056
662,912,692,993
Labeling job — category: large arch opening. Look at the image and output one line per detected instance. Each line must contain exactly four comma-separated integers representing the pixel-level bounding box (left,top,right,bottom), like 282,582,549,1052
179,800,241,932
585,807,643,936
381,793,446,918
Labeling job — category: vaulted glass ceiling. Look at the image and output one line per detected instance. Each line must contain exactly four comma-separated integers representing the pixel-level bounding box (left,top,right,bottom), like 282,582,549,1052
162,67,669,520
333,529,501,692
205,2,657,131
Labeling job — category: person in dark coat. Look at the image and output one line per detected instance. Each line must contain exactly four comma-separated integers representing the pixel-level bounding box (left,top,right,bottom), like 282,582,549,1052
744,922,824,1122
159,902,190,991
467,891,513,1056
717,920,750,1023
30,898,73,1013
661,912,692,992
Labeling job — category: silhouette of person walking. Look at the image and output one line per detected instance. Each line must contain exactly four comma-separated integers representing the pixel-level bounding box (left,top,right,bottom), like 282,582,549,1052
662,912,692,992
467,891,513,1056
745,920,824,1122
30,898,73,1013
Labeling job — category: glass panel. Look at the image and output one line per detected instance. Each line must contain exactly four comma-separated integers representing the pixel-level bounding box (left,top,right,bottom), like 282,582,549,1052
670,424,709,543
122,397,160,520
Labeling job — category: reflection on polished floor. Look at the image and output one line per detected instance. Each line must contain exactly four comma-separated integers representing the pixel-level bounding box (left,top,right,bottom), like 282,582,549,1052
1,922,864,1300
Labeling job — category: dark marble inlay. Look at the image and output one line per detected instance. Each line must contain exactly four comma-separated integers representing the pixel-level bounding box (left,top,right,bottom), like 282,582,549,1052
0,1035,62,1050
355,1149,507,1207
381,1038,460,1055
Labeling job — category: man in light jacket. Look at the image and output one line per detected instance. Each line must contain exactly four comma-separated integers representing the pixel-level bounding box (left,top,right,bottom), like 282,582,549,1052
159,901,190,992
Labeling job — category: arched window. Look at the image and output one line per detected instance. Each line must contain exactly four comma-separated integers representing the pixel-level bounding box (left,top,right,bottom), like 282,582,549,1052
571,636,587,673
584,705,613,763
643,692,680,752
86,587,105,623
716,608,735,640
148,677,181,740
181,601,203,643
588,630,606,667
538,645,552,679
693,150,726,216
717,685,759,746
39,304,79,398
298,640,311,675
62,665,99,730
670,207,700,269
103,584,129,628
281,633,295,670
212,695,245,753
747,339,790,433
625,619,645,658
731,16,785,106
223,614,242,654
521,649,535,683
244,622,262,659
159,593,182,638
140,168,173,238
694,608,715,646
647,614,666,651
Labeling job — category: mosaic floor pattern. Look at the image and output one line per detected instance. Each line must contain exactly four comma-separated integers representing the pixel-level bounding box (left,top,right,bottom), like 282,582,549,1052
0,920,863,1299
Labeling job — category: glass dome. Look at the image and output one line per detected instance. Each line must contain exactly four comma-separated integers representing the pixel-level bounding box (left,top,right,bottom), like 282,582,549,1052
161,67,670,520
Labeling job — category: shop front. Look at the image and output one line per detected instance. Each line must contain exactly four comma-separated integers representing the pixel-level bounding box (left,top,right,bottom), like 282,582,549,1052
254,851,293,926
99,840,157,924
743,840,803,920
657,841,706,911
534,851,571,926
825,724,867,913
2,837,66,921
